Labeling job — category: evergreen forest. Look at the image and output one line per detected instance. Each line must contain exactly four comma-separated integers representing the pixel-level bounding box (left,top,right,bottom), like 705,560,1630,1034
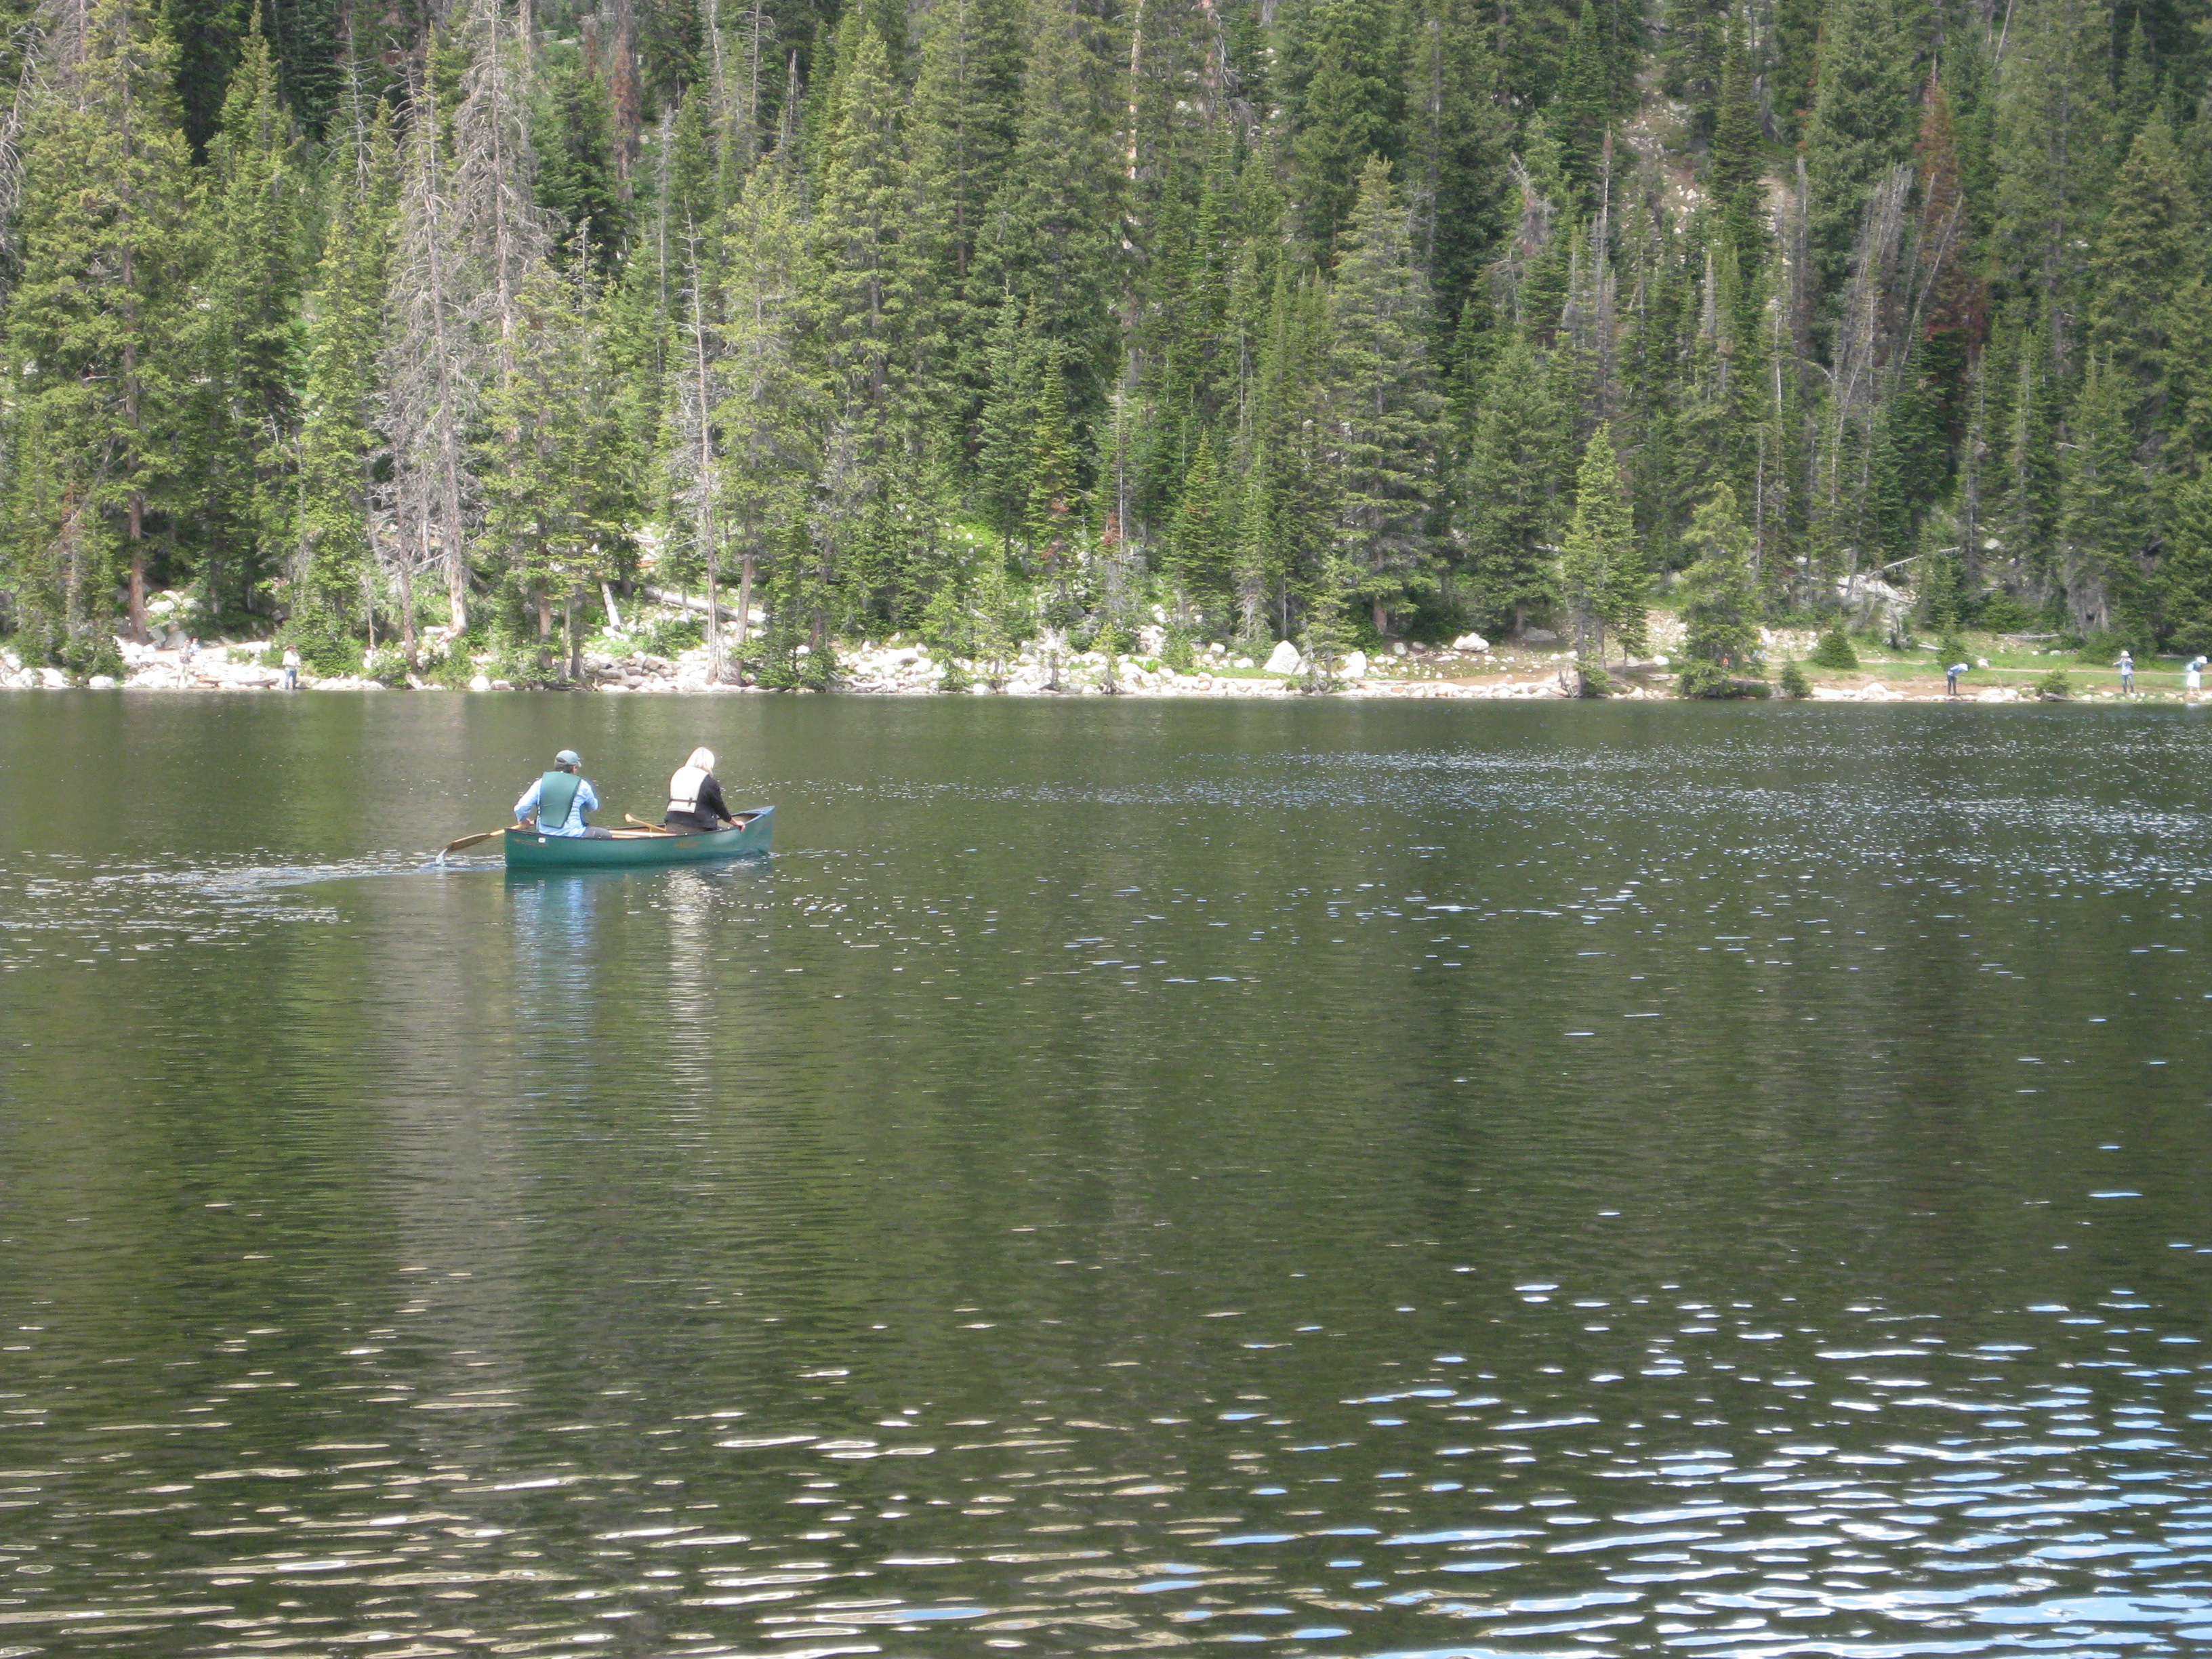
3,0,2209,684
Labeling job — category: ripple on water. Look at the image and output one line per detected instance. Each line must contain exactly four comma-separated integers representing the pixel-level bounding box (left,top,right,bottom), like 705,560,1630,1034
4,700,2212,1654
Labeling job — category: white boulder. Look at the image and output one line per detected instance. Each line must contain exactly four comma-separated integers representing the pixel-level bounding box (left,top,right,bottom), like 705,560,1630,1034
1340,649,1368,680
1452,632,1490,652
1264,639,1303,675
470,675,493,692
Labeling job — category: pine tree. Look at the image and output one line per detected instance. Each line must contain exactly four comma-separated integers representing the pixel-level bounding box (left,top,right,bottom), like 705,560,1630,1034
1323,157,1442,635
1662,0,1728,142
2090,113,2194,425
1986,324,2064,600
1771,0,1821,141
4,0,197,662
478,250,636,678
1802,0,1919,291
1026,336,1080,567
906,0,1025,436
194,20,299,620
1559,420,1645,657
1231,439,1284,644
809,17,914,445
1673,482,1761,694
535,55,630,272
1552,0,1612,200
2060,356,2153,640
1167,428,1231,606
974,0,1119,407
165,0,242,158
1401,0,1510,311
1286,0,1402,252
975,291,1040,544
1992,0,2112,316
293,95,397,664
1708,11,1762,256
716,162,815,660
1460,336,1567,634
1914,72,1982,367
2160,465,2212,654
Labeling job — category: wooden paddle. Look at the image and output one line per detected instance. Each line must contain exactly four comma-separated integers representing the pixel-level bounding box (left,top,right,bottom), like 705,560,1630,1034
625,814,677,834
441,825,524,859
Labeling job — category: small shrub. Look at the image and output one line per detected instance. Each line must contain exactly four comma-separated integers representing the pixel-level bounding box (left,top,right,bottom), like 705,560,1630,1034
1777,659,1811,699
2037,668,2072,700
1576,659,1613,697
1675,659,1729,698
1937,632,1969,664
1162,624,1195,673
1677,660,1769,698
363,644,412,686
285,618,363,678
60,632,125,683
634,612,703,658
1976,592,2037,632
758,640,836,691
1809,628,1860,669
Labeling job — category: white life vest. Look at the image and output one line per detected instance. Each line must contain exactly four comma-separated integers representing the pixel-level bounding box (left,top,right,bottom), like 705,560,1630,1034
668,764,710,815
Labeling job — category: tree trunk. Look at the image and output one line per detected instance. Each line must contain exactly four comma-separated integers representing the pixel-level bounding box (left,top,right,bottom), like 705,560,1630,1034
705,549,724,679
735,551,754,661
127,495,148,642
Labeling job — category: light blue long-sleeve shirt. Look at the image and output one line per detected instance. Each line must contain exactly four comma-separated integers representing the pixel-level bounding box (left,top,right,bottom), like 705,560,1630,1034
514,774,600,837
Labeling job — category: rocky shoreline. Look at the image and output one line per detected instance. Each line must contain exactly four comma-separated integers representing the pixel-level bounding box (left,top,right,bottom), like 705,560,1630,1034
0,621,2139,702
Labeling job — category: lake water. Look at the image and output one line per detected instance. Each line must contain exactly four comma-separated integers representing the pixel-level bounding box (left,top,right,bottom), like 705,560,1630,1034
3,692,2212,1657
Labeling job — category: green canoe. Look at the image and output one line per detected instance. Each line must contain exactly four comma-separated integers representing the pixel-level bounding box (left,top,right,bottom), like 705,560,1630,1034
503,806,775,870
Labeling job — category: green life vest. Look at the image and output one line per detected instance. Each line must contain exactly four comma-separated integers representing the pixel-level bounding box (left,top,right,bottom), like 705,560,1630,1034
535,769,583,830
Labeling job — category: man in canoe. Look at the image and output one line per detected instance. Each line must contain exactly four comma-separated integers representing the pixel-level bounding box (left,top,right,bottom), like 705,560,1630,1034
665,747,738,834
514,750,612,838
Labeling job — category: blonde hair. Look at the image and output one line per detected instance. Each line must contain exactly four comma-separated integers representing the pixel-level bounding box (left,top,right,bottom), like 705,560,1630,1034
686,747,715,772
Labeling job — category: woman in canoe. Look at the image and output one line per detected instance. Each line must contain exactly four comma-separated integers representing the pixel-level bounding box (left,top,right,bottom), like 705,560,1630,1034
665,747,738,834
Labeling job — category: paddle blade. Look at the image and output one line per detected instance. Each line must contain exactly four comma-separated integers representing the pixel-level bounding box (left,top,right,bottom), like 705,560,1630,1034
441,827,514,857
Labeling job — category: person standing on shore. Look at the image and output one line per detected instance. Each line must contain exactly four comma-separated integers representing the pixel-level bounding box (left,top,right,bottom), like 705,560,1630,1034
2189,657,2206,702
282,645,300,690
514,750,612,838
1946,661,1969,697
2118,650,2135,695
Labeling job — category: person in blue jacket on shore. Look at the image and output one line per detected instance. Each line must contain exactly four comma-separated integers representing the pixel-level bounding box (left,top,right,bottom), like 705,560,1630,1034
514,750,612,838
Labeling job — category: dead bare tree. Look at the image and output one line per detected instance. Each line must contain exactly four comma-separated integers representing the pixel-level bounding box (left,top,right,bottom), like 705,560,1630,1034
667,220,729,679
384,80,478,640
454,0,551,378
